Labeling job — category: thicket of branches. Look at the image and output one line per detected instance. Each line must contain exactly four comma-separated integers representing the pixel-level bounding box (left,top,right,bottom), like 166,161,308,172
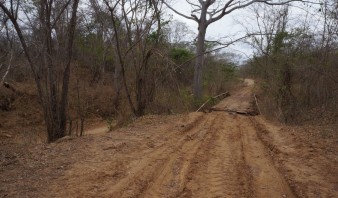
241,0,338,123
0,0,237,141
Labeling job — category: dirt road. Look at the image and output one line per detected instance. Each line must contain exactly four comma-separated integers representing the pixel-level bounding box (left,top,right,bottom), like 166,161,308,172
47,78,295,197
1,79,337,197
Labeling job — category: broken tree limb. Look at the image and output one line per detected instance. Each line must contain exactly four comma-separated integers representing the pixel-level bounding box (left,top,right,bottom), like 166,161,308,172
196,92,229,112
196,98,211,112
213,92,230,99
254,94,261,115
1,49,13,85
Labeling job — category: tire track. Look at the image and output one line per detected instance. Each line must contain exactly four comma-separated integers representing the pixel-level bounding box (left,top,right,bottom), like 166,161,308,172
237,115,296,198
41,79,300,198
141,113,219,197
104,113,218,197
181,112,251,198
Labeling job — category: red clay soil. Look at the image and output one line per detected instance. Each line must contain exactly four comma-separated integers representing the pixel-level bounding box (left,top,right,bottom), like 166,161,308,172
0,80,337,197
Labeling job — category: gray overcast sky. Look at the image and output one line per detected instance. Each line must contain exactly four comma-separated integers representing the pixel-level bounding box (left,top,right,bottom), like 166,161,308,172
169,0,323,62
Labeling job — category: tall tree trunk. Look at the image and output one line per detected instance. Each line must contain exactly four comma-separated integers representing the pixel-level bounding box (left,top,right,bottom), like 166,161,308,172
135,50,152,116
113,58,122,109
193,4,208,99
58,0,80,142
193,25,206,99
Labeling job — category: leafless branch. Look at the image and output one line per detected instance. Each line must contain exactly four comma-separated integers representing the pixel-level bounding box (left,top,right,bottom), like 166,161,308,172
207,0,319,25
51,0,72,29
186,0,201,9
162,0,198,22
1,48,13,85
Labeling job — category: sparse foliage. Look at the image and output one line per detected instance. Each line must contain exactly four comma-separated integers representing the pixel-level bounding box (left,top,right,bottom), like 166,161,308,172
0,0,80,142
163,0,315,98
241,1,338,123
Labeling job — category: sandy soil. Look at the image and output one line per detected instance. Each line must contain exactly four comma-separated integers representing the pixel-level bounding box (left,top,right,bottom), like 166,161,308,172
1,80,337,198
212,78,257,115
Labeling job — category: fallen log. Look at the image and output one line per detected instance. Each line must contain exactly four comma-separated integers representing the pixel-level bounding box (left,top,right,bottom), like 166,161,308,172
254,94,261,115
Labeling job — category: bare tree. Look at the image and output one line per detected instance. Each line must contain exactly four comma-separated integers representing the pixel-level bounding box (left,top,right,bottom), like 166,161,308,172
82,0,112,83
0,0,80,142
0,20,14,85
163,0,314,98
167,20,194,46
242,0,337,122
103,0,163,116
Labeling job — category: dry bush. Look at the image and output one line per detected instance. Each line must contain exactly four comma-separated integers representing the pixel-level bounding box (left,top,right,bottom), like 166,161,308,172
148,86,194,114
244,50,338,124
0,86,15,111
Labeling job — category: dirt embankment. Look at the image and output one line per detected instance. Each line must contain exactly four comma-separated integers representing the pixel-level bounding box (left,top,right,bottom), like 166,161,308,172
1,79,337,197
